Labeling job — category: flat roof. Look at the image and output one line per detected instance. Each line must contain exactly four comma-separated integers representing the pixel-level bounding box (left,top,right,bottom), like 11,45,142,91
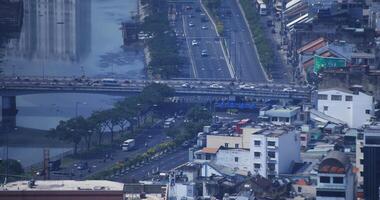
2,180,124,191
256,129,289,137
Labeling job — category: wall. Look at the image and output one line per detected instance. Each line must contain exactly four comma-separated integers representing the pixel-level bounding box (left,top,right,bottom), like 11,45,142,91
317,89,373,128
0,191,124,200
215,149,250,171
206,135,243,149
278,131,301,174
250,134,267,177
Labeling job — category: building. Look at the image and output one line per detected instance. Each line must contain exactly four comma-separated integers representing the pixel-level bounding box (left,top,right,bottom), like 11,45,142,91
317,88,374,128
250,128,301,179
362,124,380,200
0,180,125,200
206,127,261,149
259,106,301,125
316,151,355,200
356,130,364,185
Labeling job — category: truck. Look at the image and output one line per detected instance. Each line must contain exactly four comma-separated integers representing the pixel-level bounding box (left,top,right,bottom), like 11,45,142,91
121,139,135,151
164,118,176,128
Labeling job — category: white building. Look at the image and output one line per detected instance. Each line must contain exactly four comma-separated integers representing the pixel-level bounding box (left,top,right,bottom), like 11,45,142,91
259,106,301,125
215,148,251,172
317,88,374,128
316,151,355,200
250,128,301,179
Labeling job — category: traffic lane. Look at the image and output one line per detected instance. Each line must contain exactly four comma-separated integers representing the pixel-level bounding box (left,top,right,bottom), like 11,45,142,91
121,149,188,182
49,128,167,180
223,0,267,83
192,43,230,79
184,8,231,79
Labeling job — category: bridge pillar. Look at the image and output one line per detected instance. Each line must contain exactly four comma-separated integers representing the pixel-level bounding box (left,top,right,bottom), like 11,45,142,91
2,96,17,130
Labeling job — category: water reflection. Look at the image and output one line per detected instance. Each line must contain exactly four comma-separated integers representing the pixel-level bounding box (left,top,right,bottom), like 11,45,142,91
0,0,143,130
11,0,91,62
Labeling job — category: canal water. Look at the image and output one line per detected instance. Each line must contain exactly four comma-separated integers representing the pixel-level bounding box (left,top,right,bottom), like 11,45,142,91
0,0,143,166
0,0,143,130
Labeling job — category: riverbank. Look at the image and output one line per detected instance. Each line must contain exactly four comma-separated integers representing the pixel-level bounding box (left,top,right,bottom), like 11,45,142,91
0,127,70,147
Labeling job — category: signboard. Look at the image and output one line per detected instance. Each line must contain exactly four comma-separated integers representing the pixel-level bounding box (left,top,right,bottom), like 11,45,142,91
314,55,346,73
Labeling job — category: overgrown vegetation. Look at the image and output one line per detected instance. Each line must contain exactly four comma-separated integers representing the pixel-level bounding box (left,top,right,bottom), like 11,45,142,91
140,0,182,79
202,0,224,35
239,0,274,73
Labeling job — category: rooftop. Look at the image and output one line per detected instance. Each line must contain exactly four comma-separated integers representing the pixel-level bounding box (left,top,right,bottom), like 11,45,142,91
257,129,290,137
264,106,300,118
1,180,125,191
318,151,350,174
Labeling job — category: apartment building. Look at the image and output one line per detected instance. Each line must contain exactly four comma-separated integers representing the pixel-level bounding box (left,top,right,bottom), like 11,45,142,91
250,128,301,179
317,88,374,128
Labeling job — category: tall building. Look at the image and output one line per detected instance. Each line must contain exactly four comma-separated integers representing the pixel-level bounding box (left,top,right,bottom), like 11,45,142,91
316,151,355,200
12,0,91,61
250,128,301,179
317,88,374,128
363,124,380,200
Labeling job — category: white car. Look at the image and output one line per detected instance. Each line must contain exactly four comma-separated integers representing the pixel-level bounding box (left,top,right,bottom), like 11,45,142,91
201,25,208,30
182,83,190,88
191,40,199,46
239,84,255,90
201,50,208,57
283,87,296,92
189,22,195,27
209,83,223,89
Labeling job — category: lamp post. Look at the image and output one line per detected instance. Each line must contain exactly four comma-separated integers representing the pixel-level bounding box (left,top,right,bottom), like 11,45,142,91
75,101,87,117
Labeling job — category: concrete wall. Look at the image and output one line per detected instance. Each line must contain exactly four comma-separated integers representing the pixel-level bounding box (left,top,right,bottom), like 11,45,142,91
278,131,301,174
317,89,374,128
215,149,250,171
206,135,243,149
0,191,124,200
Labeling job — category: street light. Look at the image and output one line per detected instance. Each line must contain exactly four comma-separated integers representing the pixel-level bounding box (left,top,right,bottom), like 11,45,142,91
75,101,87,117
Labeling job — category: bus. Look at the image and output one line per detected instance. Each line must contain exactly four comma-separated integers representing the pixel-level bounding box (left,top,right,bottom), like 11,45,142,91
121,139,135,151
101,78,120,86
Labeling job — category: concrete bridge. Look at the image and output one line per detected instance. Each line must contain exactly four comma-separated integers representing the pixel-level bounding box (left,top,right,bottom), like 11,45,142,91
0,76,313,128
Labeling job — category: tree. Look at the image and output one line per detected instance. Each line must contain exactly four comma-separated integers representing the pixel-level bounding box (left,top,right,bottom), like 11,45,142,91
0,159,24,177
186,106,212,123
89,111,109,145
51,117,89,155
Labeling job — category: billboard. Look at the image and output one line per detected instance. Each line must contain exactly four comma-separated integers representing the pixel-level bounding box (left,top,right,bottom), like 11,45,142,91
314,55,346,73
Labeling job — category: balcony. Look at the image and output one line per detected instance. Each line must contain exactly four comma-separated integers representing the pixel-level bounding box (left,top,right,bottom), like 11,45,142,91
267,145,278,150
267,157,277,163
267,168,277,175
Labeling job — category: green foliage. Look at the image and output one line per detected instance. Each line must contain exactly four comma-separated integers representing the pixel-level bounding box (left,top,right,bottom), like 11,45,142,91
239,0,274,72
186,106,212,123
141,0,182,78
0,159,24,176
202,0,223,35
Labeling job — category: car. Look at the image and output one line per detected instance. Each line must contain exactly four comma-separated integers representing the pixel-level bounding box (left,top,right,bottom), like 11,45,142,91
209,83,223,89
182,83,190,88
148,135,153,139
188,22,195,27
201,25,208,30
182,141,191,148
283,88,296,92
201,50,208,57
191,40,199,46
76,162,88,170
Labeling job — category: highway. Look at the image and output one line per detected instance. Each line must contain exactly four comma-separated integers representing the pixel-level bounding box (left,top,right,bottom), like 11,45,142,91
221,0,267,83
173,1,233,79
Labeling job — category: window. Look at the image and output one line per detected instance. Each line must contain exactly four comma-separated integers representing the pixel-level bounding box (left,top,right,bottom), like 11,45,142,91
271,117,278,121
267,141,276,146
360,172,364,177
254,163,261,169
323,106,328,111
333,177,344,184
300,136,306,141
365,109,370,114
317,191,345,197
318,94,328,100
360,147,363,153
224,143,229,148
297,186,302,193
331,95,342,101
345,95,353,101
320,176,330,183
254,140,261,146
235,144,239,148
360,159,364,165
268,151,275,158
234,157,238,162
254,152,261,158
205,154,211,160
